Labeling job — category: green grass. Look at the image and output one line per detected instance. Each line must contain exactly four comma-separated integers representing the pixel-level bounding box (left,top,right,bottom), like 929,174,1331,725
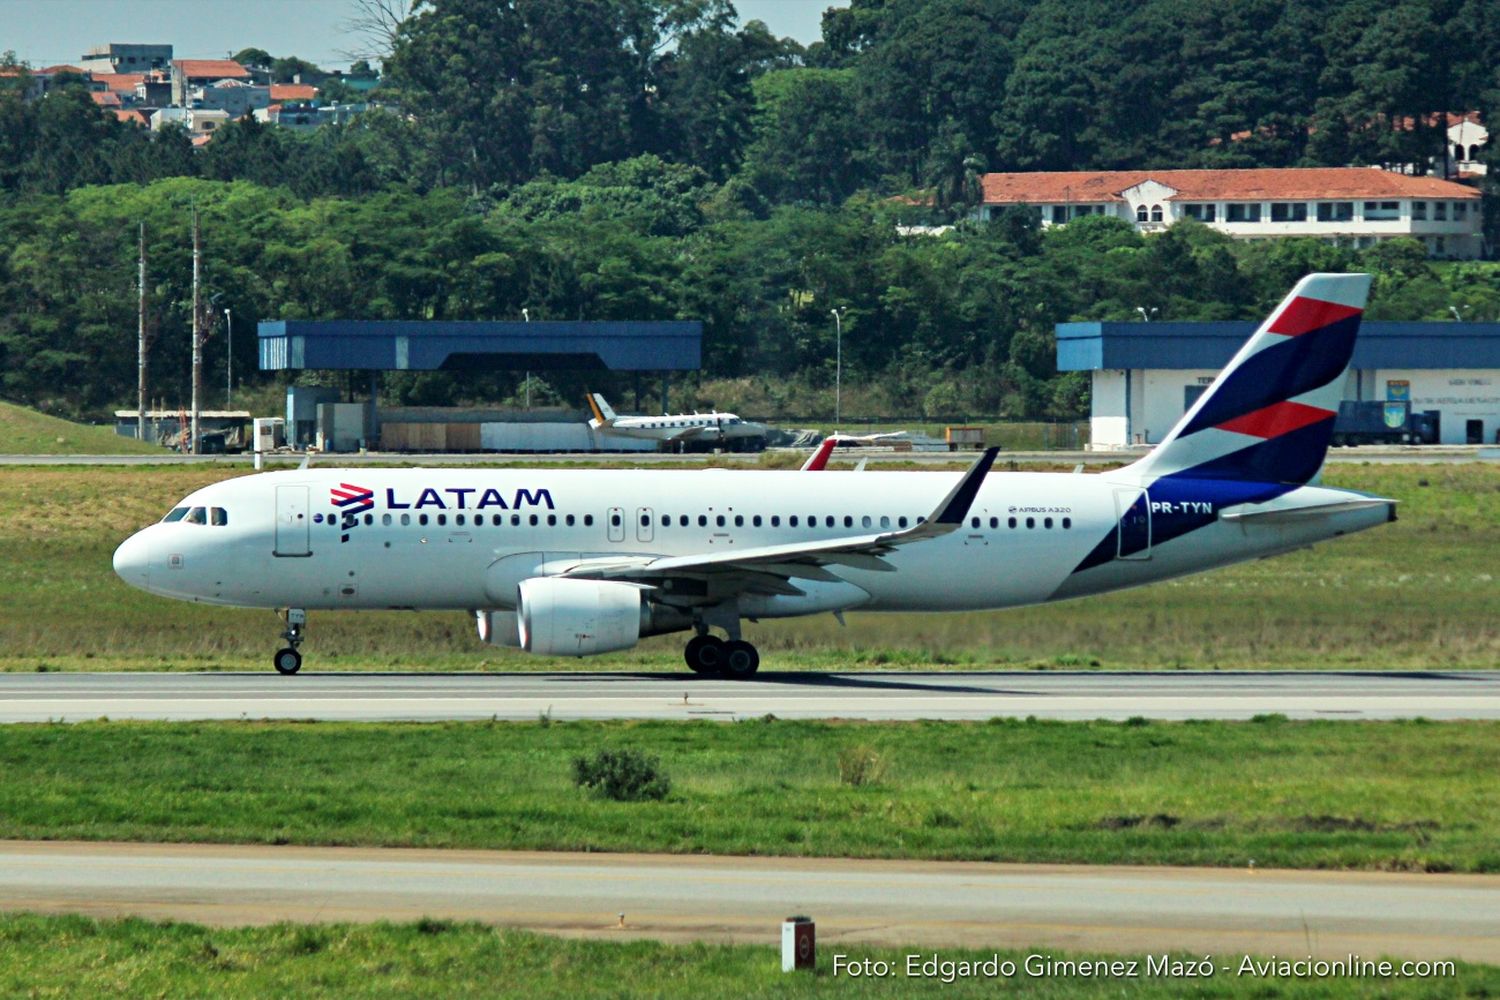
1,718,1494,872
0,400,164,455
1,915,1490,998
0,463,1494,672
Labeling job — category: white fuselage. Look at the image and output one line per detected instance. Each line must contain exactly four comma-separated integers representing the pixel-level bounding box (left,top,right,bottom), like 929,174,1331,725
114,467,1391,618
593,413,765,443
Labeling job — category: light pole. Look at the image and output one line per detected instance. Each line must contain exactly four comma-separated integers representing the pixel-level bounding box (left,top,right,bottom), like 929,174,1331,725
223,307,232,406
830,307,846,426
1449,305,1470,322
1135,306,1159,322
521,309,531,410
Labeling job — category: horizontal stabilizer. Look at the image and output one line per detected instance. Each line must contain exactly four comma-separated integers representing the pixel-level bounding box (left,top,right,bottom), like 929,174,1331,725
1220,497,1396,523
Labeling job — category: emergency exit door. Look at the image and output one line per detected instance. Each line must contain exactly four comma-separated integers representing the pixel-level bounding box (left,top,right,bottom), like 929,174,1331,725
275,485,312,557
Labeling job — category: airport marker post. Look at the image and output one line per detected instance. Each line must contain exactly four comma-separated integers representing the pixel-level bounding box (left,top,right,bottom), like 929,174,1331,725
781,916,815,972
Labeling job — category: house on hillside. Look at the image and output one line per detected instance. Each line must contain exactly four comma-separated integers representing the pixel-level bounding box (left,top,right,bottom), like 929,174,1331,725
78,43,172,74
150,106,229,139
170,58,249,106
976,168,1484,259
188,78,270,117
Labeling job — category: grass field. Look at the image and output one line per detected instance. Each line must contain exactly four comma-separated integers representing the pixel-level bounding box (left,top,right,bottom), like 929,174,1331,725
0,915,1492,998
0,718,1493,871
0,462,1494,672
0,400,164,456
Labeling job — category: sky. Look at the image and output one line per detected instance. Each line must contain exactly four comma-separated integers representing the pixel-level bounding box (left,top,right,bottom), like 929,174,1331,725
2,0,841,70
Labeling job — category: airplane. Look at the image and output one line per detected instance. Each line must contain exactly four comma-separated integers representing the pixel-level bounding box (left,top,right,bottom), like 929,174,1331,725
586,392,768,450
115,274,1394,679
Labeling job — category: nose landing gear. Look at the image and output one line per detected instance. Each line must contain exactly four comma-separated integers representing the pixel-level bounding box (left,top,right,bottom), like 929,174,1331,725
274,608,306,675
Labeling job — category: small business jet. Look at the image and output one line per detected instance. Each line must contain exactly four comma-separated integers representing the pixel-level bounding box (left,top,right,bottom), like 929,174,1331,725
586,392,768,450
116,275,1393,677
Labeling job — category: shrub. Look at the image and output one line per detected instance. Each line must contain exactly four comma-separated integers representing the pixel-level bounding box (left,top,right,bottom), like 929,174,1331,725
837,745,887,787
572,748,671,802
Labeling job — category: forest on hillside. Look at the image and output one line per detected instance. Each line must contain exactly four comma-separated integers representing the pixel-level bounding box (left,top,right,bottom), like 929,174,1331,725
1,0,1497,419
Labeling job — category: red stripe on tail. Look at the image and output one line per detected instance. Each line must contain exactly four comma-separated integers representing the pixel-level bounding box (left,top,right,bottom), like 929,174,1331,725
1216,400,1334,439
1267,296,1362,337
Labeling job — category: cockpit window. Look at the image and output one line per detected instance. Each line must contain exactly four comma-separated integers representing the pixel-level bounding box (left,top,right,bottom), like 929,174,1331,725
185,507,207,525
210,507,228,526
162,507,189,523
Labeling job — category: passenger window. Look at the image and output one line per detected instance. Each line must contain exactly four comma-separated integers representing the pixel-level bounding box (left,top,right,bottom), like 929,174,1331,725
843,515,853,528
1026,517,1035,529
734,515,743,527
401,514,411,526
880,516,890,528
512,514,521,526
825,516,834,528
419,514,429,526
493,514,503,526
364,513,374,525
898,516,908,528
547,514,557,526
660,514,669,527
989,516,998,529
210,508,228,526
861,515,872,528
163,507,188,523
381,513,392,526
567,514,576,526
752,515,762,527
185,507,206,525
641,513,650,526
679,515,688,527
530,514,539,526
456,514,466,526
698,515,707,527
1062,517,1071,529
437,514,447,526
970,516,980,529
611,513,622,527
1044,517,1053,529
584,514,593,526
716,515,726,527
1008,517,1017,528
789,516,799,527
771,515,781,527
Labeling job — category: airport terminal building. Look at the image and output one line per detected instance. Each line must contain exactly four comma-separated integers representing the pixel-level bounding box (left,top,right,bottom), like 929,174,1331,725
1058,320,1500,448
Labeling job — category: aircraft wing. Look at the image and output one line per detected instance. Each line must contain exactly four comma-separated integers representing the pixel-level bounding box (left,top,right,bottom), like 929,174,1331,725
558,448,998,586
663,425,708,443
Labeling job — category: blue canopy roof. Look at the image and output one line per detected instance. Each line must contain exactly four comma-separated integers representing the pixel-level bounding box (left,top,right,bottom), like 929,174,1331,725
258,320,701,372
1057,321,1500,371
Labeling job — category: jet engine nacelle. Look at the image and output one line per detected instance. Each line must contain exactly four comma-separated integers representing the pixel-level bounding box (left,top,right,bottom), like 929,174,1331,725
475,609,522,647
517,577,644,657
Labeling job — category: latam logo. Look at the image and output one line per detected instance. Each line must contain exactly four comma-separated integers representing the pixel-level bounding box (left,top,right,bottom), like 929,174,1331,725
325,484,557,543
330,483,375,543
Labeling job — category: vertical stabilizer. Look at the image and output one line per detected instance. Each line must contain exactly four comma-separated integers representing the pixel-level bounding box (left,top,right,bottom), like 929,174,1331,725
586,392,618,427
1126,273,1371,485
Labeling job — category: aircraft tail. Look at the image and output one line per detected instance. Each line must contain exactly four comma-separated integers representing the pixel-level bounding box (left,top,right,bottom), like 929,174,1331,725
1126,273,1371,485
586,392,617,428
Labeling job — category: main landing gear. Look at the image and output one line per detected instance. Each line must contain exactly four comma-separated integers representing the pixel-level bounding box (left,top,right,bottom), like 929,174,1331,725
274,608,306,675
684,631,760,678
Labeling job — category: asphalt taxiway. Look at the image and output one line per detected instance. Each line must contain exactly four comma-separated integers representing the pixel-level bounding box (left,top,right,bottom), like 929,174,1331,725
1,670,1496,723
1,841,1494,962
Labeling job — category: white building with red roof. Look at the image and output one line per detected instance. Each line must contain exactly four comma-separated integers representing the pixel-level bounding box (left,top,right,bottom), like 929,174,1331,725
978,167,1483,258
170,58,249,106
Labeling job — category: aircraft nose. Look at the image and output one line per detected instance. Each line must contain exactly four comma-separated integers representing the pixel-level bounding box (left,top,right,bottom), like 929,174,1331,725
113,531,151,591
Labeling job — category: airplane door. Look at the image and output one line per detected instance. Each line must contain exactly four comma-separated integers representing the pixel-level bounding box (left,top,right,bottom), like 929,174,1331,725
607,506,625,543
1114,488,1152,560
275,485,312,557
636,506,654,543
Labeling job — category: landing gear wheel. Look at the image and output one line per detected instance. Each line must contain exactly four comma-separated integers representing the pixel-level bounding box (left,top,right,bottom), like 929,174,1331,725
723,640,760,678
684,634,726,674
273,647,302,675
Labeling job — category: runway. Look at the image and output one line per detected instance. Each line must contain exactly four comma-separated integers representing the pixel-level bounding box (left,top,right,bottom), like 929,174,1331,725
2,670,1497,723
1,841,1494,962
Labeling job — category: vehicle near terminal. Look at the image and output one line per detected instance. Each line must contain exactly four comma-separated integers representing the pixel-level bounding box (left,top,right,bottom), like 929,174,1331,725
585,392,768,451
1331,400,1440,446
115,275,1394,678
